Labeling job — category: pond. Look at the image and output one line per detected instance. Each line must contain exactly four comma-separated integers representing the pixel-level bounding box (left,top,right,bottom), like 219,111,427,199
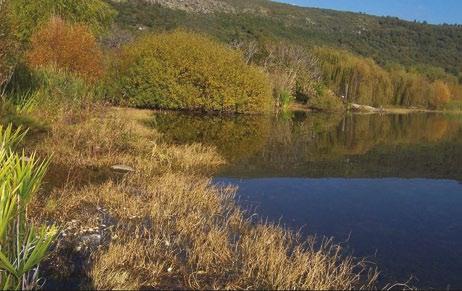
148,111,462,289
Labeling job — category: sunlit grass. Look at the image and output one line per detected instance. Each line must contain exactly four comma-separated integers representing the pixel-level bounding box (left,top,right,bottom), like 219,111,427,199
24,105,381,289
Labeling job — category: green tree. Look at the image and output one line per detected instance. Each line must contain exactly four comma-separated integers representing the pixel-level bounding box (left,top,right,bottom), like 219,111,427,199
8,0,116,43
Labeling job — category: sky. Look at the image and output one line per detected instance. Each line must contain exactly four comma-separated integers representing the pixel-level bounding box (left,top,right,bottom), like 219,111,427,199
276,0,462,25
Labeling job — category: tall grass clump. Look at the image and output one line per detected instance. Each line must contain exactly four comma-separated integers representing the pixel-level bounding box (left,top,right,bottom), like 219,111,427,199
30,67,93,106
0,124,57,289
108,31,273,113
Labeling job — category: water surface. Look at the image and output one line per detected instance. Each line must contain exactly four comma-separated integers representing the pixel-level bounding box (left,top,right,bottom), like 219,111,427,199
149,111,462,288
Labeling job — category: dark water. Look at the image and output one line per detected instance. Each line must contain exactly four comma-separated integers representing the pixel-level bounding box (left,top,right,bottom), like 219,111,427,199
148,111,462,289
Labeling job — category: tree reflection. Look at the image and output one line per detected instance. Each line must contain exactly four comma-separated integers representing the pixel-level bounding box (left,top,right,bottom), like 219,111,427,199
149,112,462,179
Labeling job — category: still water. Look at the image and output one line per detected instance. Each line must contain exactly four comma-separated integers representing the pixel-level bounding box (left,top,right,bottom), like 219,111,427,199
149,111,462,288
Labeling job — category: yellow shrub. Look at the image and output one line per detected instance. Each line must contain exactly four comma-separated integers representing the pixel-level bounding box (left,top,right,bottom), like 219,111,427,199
108,31,273,113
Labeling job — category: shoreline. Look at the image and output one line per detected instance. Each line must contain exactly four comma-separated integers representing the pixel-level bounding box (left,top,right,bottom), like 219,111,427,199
289,102,462,114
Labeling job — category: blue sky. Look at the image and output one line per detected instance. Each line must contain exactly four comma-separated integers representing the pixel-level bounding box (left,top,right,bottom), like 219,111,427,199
276,0,462,24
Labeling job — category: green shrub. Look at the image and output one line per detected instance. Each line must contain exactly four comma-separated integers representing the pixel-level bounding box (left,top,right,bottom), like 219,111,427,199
1,65,96,129
108,31,273,113
277,90,294,111
28,67,95,107
307,89,344,112
8,0,116,43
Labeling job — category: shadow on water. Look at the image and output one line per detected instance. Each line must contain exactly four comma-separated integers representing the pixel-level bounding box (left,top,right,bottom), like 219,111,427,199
148,111,462,289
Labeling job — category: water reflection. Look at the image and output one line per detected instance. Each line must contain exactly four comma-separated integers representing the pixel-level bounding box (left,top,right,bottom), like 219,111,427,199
214,177,462,288
148,111,462,288
149,112,462,180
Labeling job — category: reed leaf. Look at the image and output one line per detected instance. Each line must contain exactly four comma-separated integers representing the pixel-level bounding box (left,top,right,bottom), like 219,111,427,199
0,124,57,290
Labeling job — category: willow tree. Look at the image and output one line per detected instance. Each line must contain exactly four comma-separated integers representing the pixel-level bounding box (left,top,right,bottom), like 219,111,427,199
314,47,393,107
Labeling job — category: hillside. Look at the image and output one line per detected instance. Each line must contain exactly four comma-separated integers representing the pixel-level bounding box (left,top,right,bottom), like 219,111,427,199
108,0,462,78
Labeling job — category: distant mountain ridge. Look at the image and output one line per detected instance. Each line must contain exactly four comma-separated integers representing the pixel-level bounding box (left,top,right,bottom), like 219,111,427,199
109,0,462,76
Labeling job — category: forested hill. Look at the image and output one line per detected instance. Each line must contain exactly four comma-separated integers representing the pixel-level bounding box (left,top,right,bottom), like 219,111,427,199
108,0,462,78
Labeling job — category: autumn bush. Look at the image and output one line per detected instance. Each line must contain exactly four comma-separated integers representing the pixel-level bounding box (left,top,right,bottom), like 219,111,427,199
26,17,104,82
108,31,273,113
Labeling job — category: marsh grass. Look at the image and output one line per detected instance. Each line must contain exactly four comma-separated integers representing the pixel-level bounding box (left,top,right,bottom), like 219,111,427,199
20,103,385,290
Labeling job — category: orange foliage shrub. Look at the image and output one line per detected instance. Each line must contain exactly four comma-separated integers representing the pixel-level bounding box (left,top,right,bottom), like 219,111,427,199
26,17,104,82
431,80,451,108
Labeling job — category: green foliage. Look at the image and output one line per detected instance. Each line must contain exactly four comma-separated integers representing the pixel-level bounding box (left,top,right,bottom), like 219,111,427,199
277,90,294,110
110,0,462,78
0,123,27,150
8,0,117,43
307,88,344,112
108,31,273,113
26,66,93,107
2,65,96,128
0,0,17,87
256,42,322,109
0,124,57,290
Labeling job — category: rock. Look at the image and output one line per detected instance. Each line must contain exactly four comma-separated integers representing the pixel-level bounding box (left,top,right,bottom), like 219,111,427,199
80,234,102,247
350,103,380,112
111,164,135,173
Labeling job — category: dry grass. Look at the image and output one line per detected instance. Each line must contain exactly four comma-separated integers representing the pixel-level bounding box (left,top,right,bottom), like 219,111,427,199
26,105,381,290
